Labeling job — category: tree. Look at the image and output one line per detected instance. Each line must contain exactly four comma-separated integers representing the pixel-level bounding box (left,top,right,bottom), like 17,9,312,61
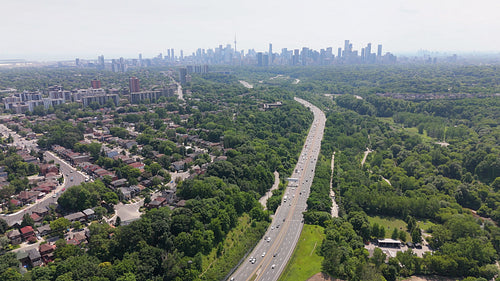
144,194,151,205
399,230,407,242
391,228,399,240
148,162,162,176
0,236,10,251
21,213,34,227
0,219,8,234
0,252,21,276
0,268,23,281
371,223,380,238
371,247,386,268
50,217,71,237
411,228,422,243
94,206,107,220
348,211,371,241
115,216,121,227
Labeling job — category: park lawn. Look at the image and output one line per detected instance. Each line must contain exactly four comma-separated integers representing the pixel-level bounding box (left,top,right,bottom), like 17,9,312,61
368,215,408,238
418,219,437,232
278,224,325,281
377,117,434,141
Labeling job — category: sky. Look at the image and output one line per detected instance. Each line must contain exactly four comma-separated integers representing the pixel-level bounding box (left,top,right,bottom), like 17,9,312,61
1,0,500,61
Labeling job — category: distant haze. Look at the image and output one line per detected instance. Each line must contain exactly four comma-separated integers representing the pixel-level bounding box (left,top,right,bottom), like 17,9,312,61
2,0,500,61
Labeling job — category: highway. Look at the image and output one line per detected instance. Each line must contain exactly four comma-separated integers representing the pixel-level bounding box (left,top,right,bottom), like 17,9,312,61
229,97,326,281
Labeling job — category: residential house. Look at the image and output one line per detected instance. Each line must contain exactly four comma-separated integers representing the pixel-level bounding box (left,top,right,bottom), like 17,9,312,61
27,249,42,267
67,232,87,246
110,178,127,189
20,226,35,240
162,189,177,204
40,164,59,176
32,205,50,217
39,243,56,263
119,186,140,200
9,199,22,207
147,197,167,209
16,251,30,267
30,213,43,225
82,209,95,221
6,229,22,244
36,224,52,237
128,162,145,172
104,149,119,158
113,154,134,164
64,212,86,223
171,160,185,172
17,191,38,204
122,140,138,149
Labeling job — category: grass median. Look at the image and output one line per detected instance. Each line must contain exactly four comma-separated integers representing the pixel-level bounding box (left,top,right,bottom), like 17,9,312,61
278,224,325,281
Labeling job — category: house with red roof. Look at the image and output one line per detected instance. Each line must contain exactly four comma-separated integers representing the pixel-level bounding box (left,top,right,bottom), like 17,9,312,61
20,226,35,240
30,213,43,224
128,162,145,172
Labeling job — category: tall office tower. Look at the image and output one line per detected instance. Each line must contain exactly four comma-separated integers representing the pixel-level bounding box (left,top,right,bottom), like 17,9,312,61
257,52,263,66
361,48,365,61
171,49,175,60
180,50,183,60
268,43,273,65
179,68,187,85
293,49,300,65
338,48,342,58
129,77,140,93
301,47,309,65
91,80,101,89
263,55,269,67
377,44,382,57
344,40,350,57
167,49,171,60
75,58,80,66
98,55,105,69
366,43,372,60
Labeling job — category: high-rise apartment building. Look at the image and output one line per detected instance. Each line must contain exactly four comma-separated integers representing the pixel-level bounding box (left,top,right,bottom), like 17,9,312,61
91,80,101,89
366,43,372,60
179,68,187,85
257,52,263,67
268,43,273,65
377,44,383,57
129,77,140,93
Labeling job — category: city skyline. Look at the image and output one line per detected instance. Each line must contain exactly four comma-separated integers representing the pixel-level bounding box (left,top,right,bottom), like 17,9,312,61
2,0,500,61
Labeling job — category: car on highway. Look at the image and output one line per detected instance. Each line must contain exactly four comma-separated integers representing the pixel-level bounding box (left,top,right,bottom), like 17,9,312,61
262,252,266,257
272,264,276,269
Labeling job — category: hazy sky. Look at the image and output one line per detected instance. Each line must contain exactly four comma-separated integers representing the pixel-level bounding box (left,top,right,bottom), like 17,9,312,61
2,0,500,60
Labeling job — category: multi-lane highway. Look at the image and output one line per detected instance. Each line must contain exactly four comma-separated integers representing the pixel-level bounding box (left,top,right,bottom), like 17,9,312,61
230,97,326,281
